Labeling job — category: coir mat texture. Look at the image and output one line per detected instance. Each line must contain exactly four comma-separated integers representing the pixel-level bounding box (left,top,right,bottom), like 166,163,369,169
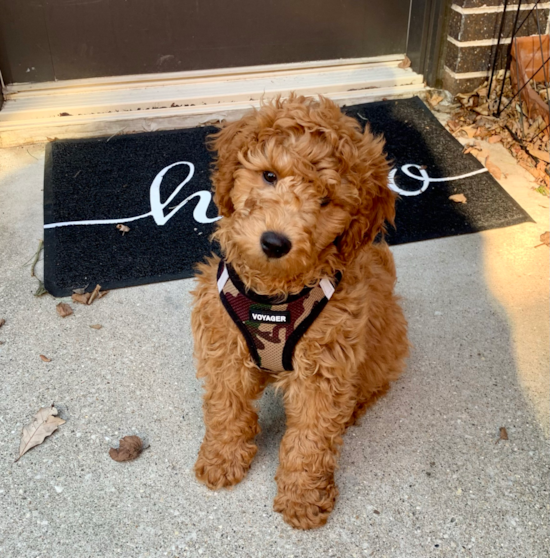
43,96,532,296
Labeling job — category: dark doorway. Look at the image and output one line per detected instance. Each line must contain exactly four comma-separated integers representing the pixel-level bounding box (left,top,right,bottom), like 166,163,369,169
0,0,411,85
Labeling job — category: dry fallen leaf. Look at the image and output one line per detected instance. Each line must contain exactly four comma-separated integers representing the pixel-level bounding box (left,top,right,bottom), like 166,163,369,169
446,120,461,133
34,281,48,297
496,427,509,443
458,125,478,139
72,286,88,295
463,145,479,155
449,194,467,204
71,285,106,305
16,405,65,461
109,436,144,462
72,292,91,304
428,94,444,108
39,354,52,362
88,284,101,305
474,149,490,162
535,231,550,248
485,158,502,180
116,224,130,235
0,318,5,328
56,302,73,318
89,324,103,330
528,148,550,163
449,75,549,196
397,56,411,69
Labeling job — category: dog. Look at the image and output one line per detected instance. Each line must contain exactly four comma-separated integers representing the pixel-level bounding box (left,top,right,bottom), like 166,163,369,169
191,94,409,530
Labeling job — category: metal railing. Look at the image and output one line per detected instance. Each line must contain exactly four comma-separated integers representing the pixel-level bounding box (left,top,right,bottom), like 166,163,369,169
487,0,549,145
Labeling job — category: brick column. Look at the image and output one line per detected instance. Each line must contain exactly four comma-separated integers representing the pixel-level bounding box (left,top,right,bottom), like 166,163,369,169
442,0,549,94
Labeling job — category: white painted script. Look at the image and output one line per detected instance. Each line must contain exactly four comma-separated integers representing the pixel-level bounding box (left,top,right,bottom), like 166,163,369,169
388,164,488,196
44,162,221,229
44,161,489,230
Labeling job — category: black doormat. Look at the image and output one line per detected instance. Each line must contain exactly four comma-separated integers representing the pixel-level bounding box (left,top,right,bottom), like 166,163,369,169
44,96,532,296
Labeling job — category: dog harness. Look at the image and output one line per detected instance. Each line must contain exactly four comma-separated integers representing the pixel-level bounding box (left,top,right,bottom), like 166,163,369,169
217,260,341,373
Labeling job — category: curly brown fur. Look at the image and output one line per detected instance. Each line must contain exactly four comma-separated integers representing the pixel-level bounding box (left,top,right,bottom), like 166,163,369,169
191,94,409,529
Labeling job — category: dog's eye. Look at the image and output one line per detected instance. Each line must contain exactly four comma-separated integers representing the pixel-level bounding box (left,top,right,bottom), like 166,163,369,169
262,171,278,185
320,196,331,207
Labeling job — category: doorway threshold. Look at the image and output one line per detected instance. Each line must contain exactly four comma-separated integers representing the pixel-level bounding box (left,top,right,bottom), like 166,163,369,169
0,55,425,147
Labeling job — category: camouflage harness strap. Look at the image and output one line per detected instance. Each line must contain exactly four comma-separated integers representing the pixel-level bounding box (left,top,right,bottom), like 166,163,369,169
217,260,341,373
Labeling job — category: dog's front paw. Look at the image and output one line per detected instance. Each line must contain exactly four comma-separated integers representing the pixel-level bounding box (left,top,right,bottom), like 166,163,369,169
194,439,257,490
274,471,338,529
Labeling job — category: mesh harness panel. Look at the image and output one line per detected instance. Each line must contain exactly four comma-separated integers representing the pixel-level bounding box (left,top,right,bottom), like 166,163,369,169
217,260,341,372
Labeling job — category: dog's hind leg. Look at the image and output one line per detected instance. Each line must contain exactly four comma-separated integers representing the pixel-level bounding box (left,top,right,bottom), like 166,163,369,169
345,382,391,428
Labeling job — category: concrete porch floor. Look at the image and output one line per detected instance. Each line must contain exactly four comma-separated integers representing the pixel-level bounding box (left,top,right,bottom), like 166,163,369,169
0,130,548,557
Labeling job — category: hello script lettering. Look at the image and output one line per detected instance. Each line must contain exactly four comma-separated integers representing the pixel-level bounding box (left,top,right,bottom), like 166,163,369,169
44,161,488,230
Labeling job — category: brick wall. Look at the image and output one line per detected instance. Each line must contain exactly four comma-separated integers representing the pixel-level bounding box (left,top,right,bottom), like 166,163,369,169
442,0,550,94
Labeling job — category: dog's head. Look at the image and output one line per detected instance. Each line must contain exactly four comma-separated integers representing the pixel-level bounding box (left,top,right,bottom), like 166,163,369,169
210,95,395,294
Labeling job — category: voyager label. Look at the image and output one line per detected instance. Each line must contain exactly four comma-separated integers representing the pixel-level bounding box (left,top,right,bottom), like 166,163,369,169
248,309,291,324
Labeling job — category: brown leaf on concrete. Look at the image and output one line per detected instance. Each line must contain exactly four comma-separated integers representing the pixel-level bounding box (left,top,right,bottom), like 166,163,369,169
109,436,144,462
56,303,73,317
446,120,461,132
449,194,467,204
473,149,490,163
397,56,411,69
485,158,502,179
488,135,502,144
496,427,509,443
468,149,485,162
473,125,491,139
458,125,478,139
39,354,52,362
16,405,66,461
89,324,103,330
72,286,88,295
472,103,490,116
535,231,550,247
72,285,105,305
428,94,444,108
72,292,91,304
518,160,541,179
87,284,101,305
0,318,5,328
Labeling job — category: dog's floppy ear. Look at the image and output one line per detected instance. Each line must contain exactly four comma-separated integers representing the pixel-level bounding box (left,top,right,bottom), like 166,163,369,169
208,116,256,218
336,126,396,260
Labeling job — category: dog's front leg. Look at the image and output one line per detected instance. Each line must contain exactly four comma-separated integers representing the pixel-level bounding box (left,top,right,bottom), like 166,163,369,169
194,365,264,490
274,373,356,529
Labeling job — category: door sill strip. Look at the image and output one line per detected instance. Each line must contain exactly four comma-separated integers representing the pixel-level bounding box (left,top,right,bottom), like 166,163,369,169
0,55,425,147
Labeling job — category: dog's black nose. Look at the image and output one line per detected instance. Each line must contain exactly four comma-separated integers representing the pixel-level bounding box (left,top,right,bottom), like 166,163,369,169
260,231,292,259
